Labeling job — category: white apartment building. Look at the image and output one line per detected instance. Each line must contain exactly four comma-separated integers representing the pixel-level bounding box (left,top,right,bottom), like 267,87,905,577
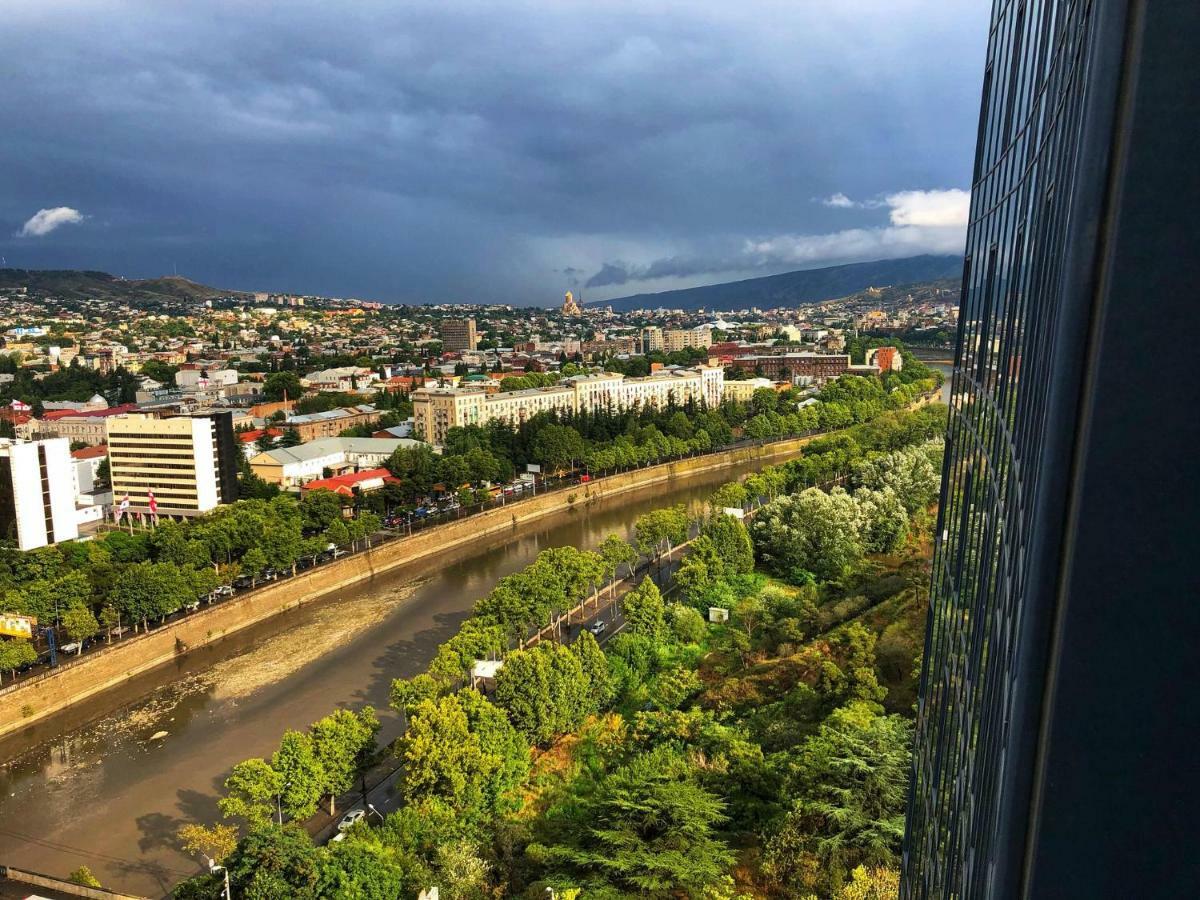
412,366,724,444
486,386,577,428
0,438,79,550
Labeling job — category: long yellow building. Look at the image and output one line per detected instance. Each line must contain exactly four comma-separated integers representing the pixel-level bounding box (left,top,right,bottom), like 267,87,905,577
412,365,724,444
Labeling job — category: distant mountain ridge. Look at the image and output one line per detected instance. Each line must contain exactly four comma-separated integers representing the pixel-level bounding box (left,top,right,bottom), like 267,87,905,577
590,255,962,312
0,269,243,303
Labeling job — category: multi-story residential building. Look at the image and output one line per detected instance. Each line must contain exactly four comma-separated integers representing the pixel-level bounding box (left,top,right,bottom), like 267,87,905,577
284,405,381,441
866,346,902,373
663,326,713,352
903,3,1197,899
412,387,488,446
412,366,724,443
485,385,577,429
728,352,849,382
249,436,416,488
0,438,78,550
641,326,664,354
440,318,478,352
19,404,140,446
105,412,239,517
721,377,775,403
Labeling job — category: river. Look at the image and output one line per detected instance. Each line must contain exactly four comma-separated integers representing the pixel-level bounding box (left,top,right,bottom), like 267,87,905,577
910,348,954,405
0,459,778,898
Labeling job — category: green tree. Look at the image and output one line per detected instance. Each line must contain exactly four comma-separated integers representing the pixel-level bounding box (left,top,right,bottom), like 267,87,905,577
225,824,321,899
634,505,688,563
389,673,442,721
0,637,40,682
530,746,734,897
570,630,615,711
68,866,102,888
621,577,666,640
669,603,708,644
598,533,639,592
310,707,380,813
61,604,99,651
317,839,414,900
219,758,284,828
709,480,748,511
263,371,304,402
493,643,590,745
272,730,327,821
530,423,585,473
399,691,528,820
763,702,912,895
751,487,864,582
300,489,343,532
703,513,755,575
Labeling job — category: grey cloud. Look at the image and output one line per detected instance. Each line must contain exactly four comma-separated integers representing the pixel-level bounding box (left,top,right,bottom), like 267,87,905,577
0,1,988,302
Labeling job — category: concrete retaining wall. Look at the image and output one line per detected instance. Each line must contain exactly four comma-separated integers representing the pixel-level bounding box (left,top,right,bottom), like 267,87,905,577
0,435,813,741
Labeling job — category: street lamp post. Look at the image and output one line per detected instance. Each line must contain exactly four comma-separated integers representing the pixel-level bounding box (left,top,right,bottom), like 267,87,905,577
208,862,231,900
277,780,292,826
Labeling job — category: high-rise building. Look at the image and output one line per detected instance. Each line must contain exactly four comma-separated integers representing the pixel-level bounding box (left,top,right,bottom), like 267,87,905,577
106,413,239,518
0,438,78,550
441,318,478,352
904,3,1199,898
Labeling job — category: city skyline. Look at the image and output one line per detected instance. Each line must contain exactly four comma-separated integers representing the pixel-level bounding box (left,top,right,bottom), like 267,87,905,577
0,1,987,304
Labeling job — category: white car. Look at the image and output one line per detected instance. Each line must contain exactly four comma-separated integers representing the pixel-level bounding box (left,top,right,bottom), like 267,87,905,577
337,808,366,832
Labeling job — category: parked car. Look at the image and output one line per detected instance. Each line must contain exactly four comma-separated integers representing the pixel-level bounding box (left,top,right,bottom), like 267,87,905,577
60,641,83,655
337,809,366,832
184,599,201,612
233,575,254,589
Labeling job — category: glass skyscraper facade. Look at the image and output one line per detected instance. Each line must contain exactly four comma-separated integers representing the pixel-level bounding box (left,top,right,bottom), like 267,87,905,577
904,1,1198,897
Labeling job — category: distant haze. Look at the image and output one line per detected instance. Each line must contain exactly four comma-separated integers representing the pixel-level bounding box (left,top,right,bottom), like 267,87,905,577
0,2,987,305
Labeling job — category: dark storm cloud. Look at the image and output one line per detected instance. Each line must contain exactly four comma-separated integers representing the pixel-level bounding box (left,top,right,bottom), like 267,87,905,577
0,1,988,303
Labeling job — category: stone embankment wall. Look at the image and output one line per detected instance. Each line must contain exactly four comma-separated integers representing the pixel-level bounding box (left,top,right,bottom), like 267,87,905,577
0,434,815,741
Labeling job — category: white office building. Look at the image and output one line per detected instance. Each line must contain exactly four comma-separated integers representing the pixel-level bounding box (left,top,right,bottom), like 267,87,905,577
0,438,79,550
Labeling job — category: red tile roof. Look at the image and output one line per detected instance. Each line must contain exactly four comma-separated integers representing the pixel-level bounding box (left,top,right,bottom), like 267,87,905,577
237,427,284,444
71,444,109,460
42,403,138,421
300,467,397,496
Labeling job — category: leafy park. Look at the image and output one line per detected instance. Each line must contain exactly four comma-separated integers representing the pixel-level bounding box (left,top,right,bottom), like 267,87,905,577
170,400,946,899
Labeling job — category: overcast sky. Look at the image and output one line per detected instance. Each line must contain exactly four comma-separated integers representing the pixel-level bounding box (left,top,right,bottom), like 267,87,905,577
0,1,988,304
